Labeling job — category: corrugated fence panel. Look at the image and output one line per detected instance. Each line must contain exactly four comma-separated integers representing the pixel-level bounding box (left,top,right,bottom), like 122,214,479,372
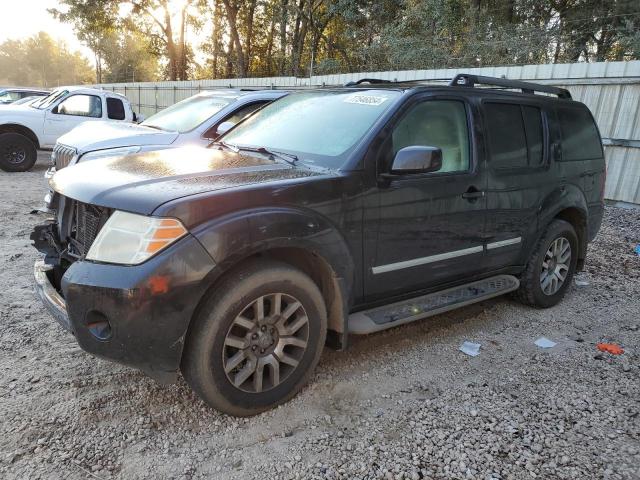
94,60,640,203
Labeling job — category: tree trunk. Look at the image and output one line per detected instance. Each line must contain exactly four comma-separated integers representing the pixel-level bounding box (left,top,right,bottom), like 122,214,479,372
222,0,246,76
211,0,222,77
244,0,257,75
162,4,178,81
279,0,288,75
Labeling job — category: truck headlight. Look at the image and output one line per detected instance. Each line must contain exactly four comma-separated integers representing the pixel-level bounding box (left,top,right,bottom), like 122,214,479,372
86,211,188,265
80,146,141,162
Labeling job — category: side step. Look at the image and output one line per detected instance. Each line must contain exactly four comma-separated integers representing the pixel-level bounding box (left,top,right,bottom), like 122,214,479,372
349,275,519,334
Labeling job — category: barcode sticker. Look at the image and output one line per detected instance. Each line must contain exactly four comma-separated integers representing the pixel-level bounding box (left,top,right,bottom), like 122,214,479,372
344,94,389,106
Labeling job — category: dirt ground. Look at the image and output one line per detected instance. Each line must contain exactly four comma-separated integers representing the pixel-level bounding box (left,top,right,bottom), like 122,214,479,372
1,153,639,480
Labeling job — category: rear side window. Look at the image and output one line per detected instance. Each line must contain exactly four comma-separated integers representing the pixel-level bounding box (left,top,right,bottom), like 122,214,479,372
107,97,126,120
485,102,545,168
558,106,602,161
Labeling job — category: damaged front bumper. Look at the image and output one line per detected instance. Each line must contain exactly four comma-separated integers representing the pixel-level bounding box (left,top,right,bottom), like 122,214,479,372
32,229,218,384
34,259,72,333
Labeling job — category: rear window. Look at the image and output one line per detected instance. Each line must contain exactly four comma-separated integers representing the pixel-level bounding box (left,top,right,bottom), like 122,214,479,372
485,102,544,168
558,106,602,161
107,97,126,120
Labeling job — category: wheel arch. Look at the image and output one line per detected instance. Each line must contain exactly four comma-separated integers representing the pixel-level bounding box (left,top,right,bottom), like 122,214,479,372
184,207,356,356
538,185,589,270
0,123,40,148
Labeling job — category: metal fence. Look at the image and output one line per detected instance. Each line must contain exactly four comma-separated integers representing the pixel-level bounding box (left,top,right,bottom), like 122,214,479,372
96,60,640,204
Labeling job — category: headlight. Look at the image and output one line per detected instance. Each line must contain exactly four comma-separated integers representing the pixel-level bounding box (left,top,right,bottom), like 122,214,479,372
80,146,142,162
86,211,188,265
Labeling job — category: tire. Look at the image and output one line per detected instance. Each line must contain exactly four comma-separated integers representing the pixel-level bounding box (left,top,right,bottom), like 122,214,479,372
514,219,578,308
182,259,327,416
0,132,37,172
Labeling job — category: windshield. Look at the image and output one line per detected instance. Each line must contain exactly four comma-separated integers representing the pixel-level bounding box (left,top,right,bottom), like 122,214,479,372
142,93,238,133
222,90,400,169
32,89,68,109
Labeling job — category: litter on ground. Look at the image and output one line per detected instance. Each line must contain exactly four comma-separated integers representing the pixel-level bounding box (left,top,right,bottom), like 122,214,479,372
535,337,557,348
574,277,590,286
459,341,481,357
596,343,624,355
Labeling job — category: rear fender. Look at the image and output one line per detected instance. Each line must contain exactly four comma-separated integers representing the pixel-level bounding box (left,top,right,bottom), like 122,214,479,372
531,184,589,264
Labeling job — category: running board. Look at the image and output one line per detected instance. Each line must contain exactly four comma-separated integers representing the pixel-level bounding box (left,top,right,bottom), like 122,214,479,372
349,275,519,334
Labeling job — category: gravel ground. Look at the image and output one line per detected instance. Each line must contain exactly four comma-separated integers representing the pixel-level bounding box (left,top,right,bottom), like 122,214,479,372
1,153,639,480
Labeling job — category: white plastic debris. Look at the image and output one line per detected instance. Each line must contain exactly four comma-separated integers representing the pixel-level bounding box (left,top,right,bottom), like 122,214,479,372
534,337,557,348
574,277,590,287
459,341,481,357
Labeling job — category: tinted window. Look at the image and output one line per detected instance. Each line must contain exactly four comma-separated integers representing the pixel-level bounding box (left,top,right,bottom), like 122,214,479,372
522,106,543,165
56,94,102,118
391,100,469,173
485,103,528,168
558,106,602,161
107,97,126,120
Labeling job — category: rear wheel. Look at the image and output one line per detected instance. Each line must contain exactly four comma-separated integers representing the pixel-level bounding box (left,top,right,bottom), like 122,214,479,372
182,260,327,416
0,132,37,172
515,219,578,308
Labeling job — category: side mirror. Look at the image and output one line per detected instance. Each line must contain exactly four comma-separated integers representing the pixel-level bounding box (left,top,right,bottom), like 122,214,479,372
390,146,442,175
216,121,235,136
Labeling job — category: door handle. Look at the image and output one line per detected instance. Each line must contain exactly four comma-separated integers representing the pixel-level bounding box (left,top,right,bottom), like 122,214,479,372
462,188,485,200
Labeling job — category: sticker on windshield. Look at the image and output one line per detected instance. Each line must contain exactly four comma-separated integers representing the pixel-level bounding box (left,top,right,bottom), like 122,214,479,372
344,94,389,106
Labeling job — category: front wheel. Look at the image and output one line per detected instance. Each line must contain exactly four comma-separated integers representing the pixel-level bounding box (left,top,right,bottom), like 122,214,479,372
0,132,37,172
515,219,578,308
182,260,327,416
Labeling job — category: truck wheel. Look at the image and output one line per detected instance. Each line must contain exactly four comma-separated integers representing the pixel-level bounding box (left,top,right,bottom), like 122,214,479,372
0,132,37,172
515,219,578,308
182,259,327,416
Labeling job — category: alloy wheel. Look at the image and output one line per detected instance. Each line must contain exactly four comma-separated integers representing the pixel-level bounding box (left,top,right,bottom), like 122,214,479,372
222,293,309,393
540,237,571,295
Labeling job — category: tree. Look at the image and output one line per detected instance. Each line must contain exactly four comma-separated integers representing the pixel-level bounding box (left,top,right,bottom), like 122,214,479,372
49,0,118,83
0,32,94,87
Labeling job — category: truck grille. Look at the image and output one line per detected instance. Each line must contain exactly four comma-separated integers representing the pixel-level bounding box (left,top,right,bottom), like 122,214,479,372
53,144,77,170
68,202,110,258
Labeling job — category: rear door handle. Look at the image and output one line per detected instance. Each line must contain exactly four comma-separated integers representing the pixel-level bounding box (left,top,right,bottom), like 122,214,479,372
462,189,485,199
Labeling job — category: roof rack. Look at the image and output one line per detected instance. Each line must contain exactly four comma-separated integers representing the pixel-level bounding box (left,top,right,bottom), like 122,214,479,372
343,78,390,87
449,74,571,99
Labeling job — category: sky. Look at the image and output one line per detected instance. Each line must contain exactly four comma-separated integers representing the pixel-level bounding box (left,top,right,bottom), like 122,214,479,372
0,0,96,64
0,0,210,68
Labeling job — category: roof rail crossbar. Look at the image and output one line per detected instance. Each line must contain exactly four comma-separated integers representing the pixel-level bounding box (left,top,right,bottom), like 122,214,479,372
449,74,571,99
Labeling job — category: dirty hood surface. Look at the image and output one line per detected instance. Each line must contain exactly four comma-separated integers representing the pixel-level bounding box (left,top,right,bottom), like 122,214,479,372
50,146,323,215
57,121,178,152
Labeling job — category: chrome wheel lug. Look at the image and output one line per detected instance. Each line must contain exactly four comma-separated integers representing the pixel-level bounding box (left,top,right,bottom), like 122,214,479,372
261,325,267,332
252,345,257,351
252,333,258,339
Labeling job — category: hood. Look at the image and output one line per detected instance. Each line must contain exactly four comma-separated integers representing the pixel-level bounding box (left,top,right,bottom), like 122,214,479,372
0,104,40,119
50,146,324,215
58,121,179,152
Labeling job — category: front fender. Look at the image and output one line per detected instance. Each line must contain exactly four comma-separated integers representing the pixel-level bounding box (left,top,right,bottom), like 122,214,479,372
191,207,355,287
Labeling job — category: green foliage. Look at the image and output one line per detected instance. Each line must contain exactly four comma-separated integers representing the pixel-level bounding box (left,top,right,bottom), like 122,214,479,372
0,32,94,87
44,0,640,82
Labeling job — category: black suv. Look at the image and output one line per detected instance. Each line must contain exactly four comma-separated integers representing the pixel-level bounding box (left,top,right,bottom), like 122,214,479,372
32,74,605,416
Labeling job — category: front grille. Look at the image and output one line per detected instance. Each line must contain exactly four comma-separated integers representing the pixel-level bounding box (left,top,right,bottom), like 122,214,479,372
53,143,77,170
68,201,110,258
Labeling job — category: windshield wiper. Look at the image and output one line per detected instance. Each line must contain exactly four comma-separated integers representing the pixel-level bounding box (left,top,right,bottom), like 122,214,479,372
208,142,298,166
238,146,299,166
209,140,239,152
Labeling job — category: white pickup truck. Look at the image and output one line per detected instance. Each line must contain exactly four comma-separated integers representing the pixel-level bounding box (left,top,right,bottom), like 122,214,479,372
0,86,136,172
